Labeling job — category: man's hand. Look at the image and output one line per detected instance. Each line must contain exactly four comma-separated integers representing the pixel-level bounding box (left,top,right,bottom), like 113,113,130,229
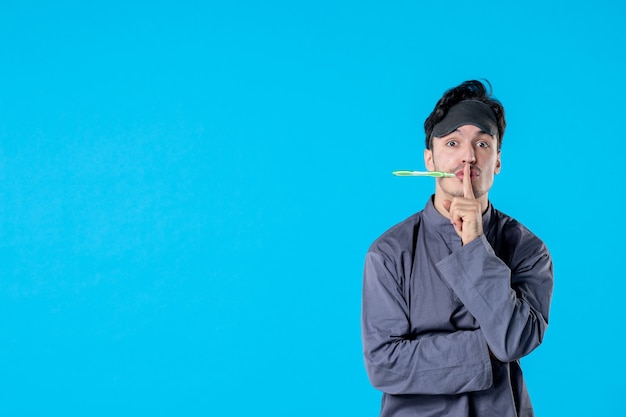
441,163,483,245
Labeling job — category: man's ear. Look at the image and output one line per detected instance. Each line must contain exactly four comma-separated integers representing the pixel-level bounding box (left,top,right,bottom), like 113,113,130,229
424,148,435,171
495,151,502,174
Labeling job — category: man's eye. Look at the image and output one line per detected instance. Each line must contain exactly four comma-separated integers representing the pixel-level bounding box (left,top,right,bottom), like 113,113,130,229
446,140,457,147
477,141,489,148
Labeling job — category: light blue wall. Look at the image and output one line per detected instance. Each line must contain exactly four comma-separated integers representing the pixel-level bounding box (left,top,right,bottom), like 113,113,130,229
1,1,623,415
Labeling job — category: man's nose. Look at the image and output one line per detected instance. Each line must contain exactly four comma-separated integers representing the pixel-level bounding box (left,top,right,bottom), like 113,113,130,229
460,143,476,164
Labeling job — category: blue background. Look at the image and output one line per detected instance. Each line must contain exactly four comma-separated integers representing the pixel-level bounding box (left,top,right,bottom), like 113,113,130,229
1,1,624,415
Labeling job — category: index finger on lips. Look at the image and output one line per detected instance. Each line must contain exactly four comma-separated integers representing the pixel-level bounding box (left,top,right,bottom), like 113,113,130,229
463,163,475,199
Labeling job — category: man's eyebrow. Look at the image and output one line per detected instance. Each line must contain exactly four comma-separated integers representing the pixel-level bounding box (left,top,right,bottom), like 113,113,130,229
438,129,491,138
434,128,496,140
474,131,496,139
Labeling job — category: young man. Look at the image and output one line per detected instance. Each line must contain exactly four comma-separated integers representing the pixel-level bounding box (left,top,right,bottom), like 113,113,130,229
361,80,553,417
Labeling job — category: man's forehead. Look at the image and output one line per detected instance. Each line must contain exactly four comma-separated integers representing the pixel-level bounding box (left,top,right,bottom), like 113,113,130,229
438,125,497,139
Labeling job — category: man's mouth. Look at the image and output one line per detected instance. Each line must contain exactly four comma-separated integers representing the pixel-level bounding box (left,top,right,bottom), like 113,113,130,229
455,168,480,180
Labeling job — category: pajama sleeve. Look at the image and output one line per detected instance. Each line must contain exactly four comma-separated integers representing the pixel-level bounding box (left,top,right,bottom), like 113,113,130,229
436,234,553,362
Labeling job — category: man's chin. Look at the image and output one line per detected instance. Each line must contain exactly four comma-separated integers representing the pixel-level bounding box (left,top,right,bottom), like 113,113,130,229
445,188,484,199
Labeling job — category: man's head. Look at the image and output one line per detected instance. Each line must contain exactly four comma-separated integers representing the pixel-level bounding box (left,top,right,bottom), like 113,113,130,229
423,80,506,150
423,80,506,205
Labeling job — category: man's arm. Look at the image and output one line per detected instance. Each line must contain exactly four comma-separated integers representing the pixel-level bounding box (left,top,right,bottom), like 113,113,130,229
440,163,553,362
362,251,493,395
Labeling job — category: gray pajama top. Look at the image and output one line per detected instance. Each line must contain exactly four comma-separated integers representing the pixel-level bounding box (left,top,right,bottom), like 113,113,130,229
362,197,553,417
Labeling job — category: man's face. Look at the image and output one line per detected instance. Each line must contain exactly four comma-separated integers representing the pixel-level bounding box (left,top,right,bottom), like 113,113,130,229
424,124,501,201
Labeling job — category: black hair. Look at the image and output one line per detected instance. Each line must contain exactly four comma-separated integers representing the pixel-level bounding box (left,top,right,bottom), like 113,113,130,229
423,80,506,150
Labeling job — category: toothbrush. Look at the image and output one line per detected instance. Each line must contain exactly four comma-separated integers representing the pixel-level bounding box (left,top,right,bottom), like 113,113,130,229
392,170,456,178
